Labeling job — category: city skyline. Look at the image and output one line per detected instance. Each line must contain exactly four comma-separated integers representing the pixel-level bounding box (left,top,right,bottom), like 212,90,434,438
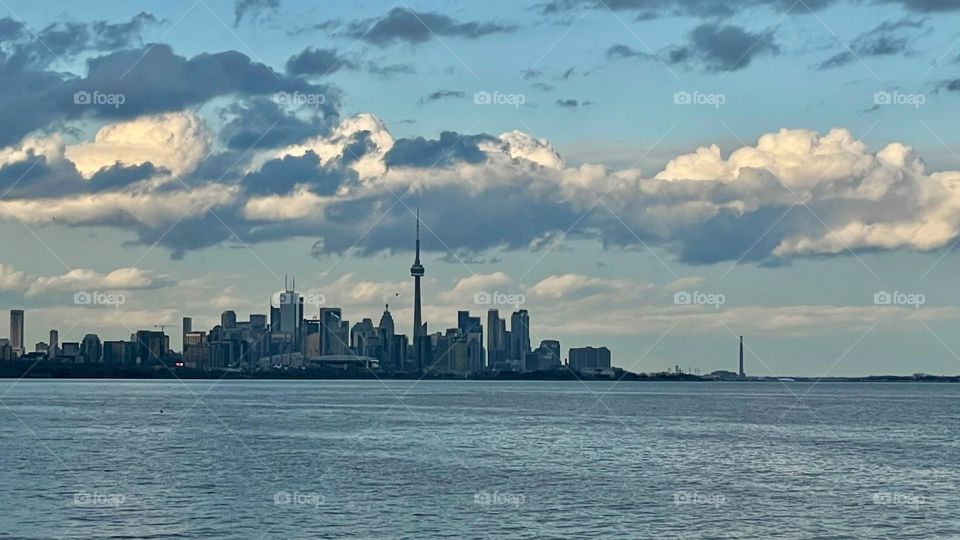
0,213,609,377
0,1,959,376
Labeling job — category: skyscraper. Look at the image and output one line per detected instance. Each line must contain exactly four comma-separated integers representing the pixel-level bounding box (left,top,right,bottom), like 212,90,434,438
9,309,23,357
739,335,745,378
48,329,58,360
510,310,530,360
410,207,425,339
486,309,505,369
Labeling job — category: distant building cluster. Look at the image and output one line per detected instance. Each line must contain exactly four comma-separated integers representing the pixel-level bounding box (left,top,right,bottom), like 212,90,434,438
0,211,614,376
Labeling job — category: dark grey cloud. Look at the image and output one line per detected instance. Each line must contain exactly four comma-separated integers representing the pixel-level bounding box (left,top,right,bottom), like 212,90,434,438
819,17,925,69
367,62,415,78
285,20,340,37
539,0,830,18
937,79,960,92
0,17,24,41
234,0,279,27
88,162,163,192
605,44,652,60
556,98,579,107
532,82,554,92
385,132,494,168
417,90,465,105
878,0,960,12
344,7,516,46
0,41,337,146
543,0,958,18
241,151,349,196
522,68,543,80
285,47,356,77
0,13,160,67
667,23,779,72
219,98,332,151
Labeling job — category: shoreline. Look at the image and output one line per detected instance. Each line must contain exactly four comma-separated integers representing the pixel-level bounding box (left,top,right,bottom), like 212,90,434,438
0,361,956,382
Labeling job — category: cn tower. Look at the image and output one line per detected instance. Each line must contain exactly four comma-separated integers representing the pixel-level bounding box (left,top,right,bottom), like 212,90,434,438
410,207,425,338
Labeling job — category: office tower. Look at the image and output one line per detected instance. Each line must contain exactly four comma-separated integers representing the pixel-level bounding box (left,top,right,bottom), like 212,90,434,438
351,318,379,358
48,329,58,359
542,340,561,364
134,330,168,365
510,310,530,360
378,305,396,370
458,311,484,373
569,346,612,372
272,283,304,352
250,314,267,329
9,309,23,357
102,341,135,364
221,311,236,329
80,334,102,363
61,342,80,360
410,207,425,339
393,334,409,371
318,308,347,355
486,309,501,369
739,335,745,378
182,317,192,351
0,339,12,361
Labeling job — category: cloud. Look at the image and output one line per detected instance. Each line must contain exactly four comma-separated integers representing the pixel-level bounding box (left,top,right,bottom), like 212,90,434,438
2,110,960,266
667,23,779,72
3,13,160,66
938,79,960,93
605,44,652,60
65,112,212,178
285,47,356,77
218,97,332,151
417,90,465,105
234,0,279,27
26,267,173,296
818,17,926,69
556,99,592,108
0,263,27,291
343,7,516,46
0,42,338,146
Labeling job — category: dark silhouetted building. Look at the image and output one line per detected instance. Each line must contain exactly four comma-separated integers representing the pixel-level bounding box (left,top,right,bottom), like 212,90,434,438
569,346,611,372
9,309,23,357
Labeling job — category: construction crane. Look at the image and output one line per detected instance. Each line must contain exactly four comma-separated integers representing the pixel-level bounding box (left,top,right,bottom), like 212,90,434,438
153,325,171,333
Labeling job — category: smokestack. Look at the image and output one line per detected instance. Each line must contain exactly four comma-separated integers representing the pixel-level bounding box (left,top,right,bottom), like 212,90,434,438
739,335,744,378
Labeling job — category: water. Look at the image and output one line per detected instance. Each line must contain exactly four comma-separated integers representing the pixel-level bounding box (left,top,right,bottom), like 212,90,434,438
1,380,958,539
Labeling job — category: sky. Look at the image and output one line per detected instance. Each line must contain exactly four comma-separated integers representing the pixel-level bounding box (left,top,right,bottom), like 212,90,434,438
1,0,960,376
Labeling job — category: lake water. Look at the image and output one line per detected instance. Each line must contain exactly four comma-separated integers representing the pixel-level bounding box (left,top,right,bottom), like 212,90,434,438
0,380,958,539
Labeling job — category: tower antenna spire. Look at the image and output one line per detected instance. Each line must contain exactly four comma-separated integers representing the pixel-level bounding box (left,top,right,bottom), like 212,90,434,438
415,206,421,264
410,206,426,343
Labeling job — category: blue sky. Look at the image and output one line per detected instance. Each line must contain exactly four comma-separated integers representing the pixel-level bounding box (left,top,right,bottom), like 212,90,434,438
1,0,960,375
